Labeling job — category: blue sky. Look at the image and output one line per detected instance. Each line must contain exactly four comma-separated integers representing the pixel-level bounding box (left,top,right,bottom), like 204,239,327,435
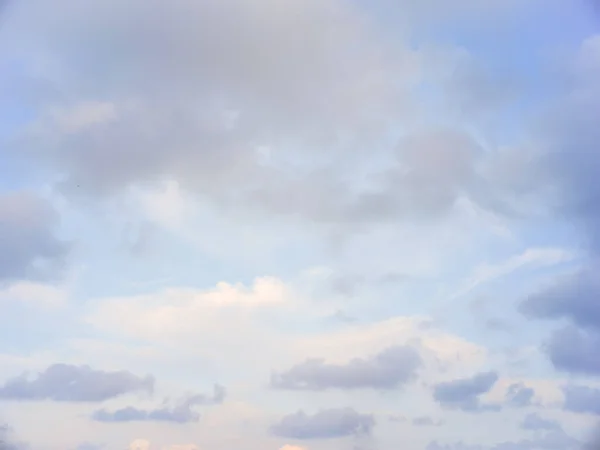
1,1,600,450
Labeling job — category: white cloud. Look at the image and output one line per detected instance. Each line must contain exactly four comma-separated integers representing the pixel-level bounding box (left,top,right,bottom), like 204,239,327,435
134,179,191,230
0,281,68,307
129,439,151,450
84,277,486,385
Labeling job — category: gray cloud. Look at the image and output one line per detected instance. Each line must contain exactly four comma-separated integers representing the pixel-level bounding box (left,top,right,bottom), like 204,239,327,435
0,364,154,402
433,371,500,412
270,345,421,391
520,269,600,331
519,268,600,375
0,0,526,231
428,430,579,450
0,424,27,450
562,385,600,415
505,383,535,408
91,384,225,423
520,413,561,431
0,192,69,282
270,408,374,440
510,35,600,376
545,326,600,375
412,416,443,427
3,0,415,215
535,36,600,252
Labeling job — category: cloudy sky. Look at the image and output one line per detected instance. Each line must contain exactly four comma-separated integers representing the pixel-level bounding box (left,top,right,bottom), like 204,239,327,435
1,1,600,449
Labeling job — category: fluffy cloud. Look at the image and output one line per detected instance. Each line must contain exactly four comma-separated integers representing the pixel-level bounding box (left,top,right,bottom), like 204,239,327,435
562,385,600,415
0,363,153,402
92,385,225,423
270,345,421,391
85,276,291,353
520,269,600,375
2,0,534,234
505,383,535,408
5,0,418,215
433,371,500,412
520,413,561,432
520,269,600,330
270,408,374,440
517,34,600,378
128,440,151,450
0,192,69,283
412,416,444,427
520,266,600,375
84,277,487,384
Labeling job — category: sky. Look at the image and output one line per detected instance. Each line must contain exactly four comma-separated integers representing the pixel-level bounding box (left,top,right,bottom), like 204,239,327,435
1,1,600,449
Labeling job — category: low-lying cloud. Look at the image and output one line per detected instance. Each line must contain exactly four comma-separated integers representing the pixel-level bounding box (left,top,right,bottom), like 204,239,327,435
0,363,154,402
270,345,421,391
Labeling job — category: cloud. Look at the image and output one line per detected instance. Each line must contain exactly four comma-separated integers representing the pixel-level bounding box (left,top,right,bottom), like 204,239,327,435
279,446,308,450
0,192,69,283
0,425,26,450
86,276,290,343
505,383,535,408
428,430,580,450
270,345,421,391
75,443,104,450
5,0,417,214
412,416,443,427
520,269,600,331
562,385,600,415
92,384,225,423
545,326,600,375
520,413,561,431
2,0,534,233
270,408,374,440
0,363,154,402
0,281,68,307
519,267,600,375
128,440,151,450
433,371,500,412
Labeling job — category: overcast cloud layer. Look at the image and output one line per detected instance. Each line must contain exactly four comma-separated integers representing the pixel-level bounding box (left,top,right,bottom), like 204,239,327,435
1,1,600,450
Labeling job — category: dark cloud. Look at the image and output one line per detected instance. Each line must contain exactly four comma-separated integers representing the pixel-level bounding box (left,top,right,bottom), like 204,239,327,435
562,385,600,415
428,430,579,450
505,383,535,408
429,426,580,450
514,35,600,375
520,413,562,431
519,268,600,375
433,371,500,412
92,384,225,423
520,269,600,331
536,35,600,252
545,326,600,375
0,424,27,450
0,364,154,402
0,192,70,283
270,345,421,391
412,416,443,427
270,408,374,440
